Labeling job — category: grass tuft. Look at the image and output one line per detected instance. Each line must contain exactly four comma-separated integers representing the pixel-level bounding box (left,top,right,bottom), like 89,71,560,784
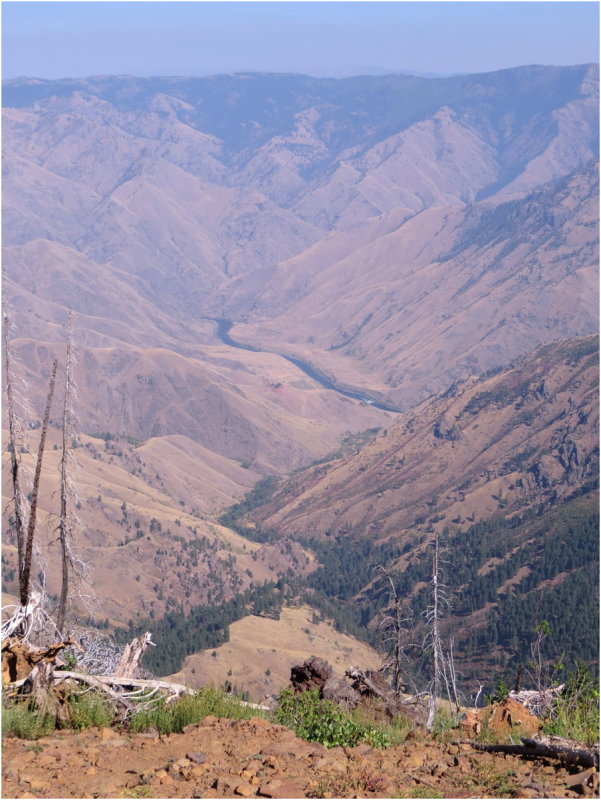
541,665,599,745
129,686,262,735
2,701,55,739
68,691,114,729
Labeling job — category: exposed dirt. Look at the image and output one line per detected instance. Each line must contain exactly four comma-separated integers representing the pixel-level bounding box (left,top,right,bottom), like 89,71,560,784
3,716,598,799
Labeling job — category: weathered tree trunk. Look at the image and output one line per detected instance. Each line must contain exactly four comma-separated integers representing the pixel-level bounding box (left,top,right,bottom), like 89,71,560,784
3,317,27,585
57,311,75,634
20,359,58,608
114,632,154,678
22,660,72,727
2,634,78,683
426,531,441,731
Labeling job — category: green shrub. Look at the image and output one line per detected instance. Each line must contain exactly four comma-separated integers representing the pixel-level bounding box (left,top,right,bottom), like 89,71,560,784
542,665,600,745
349,699,414,745
68,691,114,729
2,701,55,739
490,677,510,704
273,688,390,748
129,686,261,735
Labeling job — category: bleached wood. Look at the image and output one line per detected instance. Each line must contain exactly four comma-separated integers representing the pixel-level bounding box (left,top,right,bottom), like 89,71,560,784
114,631,155,679
51,669,193,697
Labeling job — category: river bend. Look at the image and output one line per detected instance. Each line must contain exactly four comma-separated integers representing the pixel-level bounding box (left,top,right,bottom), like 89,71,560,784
207,318,401,414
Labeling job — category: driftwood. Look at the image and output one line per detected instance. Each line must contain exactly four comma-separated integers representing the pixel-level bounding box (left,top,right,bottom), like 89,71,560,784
470,734,600,769
114,631,155,678
509,683,565,717
508,686,565,717
346,666,391,698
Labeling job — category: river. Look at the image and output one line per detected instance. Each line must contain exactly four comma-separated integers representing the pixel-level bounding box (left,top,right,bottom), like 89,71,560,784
207,318,401,414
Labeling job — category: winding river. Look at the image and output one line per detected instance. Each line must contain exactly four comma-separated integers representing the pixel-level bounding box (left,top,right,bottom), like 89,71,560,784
208,318,402,414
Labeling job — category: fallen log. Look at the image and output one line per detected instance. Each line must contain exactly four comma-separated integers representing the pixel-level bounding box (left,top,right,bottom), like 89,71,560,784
345,666,428,726
51,670,193,699
469,734,599,769
7,668,194,719
346,666,391,698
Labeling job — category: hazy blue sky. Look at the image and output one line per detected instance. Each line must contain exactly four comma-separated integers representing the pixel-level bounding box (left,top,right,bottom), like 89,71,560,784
2,1,599,81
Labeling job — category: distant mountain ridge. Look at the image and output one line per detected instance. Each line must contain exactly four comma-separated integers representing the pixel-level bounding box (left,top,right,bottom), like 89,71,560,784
233,159,598,408
4,65,598,418
4,64,596,161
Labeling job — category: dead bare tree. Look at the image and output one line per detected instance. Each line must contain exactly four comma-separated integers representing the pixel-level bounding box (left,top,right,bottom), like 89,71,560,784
19,358,58,609
446,635,461,714
3,314,28,584
423,530,461,730
374,564,418,695
425,531,443,730
4,312,94,644
56,310,85,634
73,632,123,676
2,315,54,643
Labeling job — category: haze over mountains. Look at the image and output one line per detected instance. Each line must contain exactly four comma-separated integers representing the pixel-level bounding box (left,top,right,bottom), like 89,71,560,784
2,64,599,691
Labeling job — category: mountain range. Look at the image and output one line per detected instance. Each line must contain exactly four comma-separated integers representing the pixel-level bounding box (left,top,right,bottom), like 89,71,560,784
2,65,598,693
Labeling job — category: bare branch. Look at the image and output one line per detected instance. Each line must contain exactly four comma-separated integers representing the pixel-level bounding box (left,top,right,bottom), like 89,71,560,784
373,563,416,695
1,592,43,641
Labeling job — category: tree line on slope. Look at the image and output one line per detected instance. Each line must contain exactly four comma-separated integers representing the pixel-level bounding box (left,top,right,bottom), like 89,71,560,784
127,485,598,694
122,581,284,676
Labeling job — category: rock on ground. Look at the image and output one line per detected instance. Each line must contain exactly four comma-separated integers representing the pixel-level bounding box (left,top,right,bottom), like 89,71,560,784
2,715,597,799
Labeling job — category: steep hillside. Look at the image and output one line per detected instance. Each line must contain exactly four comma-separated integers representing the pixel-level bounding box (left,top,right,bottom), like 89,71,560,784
1,427,313,627
243,337,598,540
5,335,387,473
233,337,599,685
235,161,599,408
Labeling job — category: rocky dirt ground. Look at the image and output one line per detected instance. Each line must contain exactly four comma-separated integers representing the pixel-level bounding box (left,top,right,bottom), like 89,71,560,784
3,715,599,800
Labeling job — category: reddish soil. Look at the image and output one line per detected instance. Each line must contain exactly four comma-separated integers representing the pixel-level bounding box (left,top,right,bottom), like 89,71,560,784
2,716,598,799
